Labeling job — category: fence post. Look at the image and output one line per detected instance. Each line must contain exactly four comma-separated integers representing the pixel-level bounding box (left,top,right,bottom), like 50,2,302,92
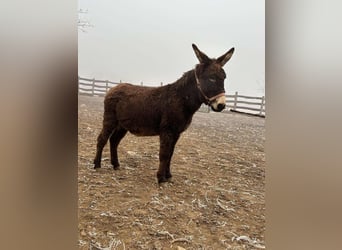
161,82,163,86
260,96,265,116
233,91,238,110
141,81,143,86
105,80,109,92
78,76,80,94
92,78,95,96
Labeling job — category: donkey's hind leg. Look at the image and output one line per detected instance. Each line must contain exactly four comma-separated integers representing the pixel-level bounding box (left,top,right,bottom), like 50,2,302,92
93,120,116,169
109,127,127,169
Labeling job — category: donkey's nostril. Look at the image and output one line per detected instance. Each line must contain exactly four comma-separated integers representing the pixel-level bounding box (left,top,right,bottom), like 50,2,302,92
217,103,226,111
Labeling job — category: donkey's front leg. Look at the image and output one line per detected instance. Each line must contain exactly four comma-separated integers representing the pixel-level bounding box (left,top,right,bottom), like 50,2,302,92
157,132,180,183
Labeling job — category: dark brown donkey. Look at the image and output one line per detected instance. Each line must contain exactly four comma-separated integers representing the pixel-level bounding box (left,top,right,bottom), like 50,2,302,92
93,44,235,183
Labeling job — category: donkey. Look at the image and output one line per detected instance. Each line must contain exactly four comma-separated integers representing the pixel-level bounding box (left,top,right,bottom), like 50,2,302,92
93,44,235,183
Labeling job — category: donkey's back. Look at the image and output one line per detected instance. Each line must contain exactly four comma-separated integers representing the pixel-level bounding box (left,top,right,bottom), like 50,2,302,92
104,83,174,136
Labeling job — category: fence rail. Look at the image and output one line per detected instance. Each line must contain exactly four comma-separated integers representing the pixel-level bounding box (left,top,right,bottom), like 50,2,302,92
225,91,265,117
78,76,265,117
78,76,120,96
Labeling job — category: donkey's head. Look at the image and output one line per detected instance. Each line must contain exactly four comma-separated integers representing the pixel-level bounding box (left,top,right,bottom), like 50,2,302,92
192,44,235,112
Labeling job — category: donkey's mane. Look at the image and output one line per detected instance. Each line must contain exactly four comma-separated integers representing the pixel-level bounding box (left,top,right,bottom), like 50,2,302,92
171,68,196,90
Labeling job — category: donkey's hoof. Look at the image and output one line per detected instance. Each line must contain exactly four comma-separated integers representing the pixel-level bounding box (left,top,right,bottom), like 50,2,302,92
113,165,120,170
157,177,168,184
94,165,101,169
158,176,173,184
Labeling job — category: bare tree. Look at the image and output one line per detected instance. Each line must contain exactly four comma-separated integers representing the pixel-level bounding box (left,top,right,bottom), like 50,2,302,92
78,9,93,32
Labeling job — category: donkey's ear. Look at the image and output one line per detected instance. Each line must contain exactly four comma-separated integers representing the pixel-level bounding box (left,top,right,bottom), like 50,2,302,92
192,44,210,64
217,47,235,66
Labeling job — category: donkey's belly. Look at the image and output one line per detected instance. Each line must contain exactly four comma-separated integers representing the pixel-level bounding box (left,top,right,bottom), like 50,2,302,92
118,116,161,136
128,127,159,136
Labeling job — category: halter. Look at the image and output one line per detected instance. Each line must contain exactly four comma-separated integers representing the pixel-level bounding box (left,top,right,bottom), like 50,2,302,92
194,67,226,105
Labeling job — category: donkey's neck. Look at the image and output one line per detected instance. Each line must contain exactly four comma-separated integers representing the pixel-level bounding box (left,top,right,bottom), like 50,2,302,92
170,69,205,114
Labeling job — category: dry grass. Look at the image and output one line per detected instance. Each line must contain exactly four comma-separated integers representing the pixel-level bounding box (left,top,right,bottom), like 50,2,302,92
78,95,265,249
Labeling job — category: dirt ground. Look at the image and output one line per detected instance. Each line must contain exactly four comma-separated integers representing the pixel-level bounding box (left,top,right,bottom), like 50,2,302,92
78,95,265,250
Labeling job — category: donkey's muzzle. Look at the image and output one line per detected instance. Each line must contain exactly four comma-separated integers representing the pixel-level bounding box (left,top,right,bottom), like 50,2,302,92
217,103,226,111
210,94,226,112
211,103,226,112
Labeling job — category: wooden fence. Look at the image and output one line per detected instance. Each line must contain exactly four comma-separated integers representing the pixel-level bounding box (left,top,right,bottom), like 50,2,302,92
78,76,119,96
78,76,265,117
226,91,265,117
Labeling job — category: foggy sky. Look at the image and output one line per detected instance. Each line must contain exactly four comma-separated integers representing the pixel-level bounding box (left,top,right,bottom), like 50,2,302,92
78,0,265,96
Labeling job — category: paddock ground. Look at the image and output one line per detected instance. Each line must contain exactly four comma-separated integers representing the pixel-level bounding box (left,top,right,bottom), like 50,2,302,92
78,95,265,249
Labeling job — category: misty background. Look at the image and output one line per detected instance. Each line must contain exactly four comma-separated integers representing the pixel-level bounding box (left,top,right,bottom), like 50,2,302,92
78,0,265,96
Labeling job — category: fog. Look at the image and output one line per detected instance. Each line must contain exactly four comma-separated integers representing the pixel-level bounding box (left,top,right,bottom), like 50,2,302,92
78,0,264,96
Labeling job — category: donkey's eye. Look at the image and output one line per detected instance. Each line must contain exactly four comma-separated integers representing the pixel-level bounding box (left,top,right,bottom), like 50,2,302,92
209,78,216,83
